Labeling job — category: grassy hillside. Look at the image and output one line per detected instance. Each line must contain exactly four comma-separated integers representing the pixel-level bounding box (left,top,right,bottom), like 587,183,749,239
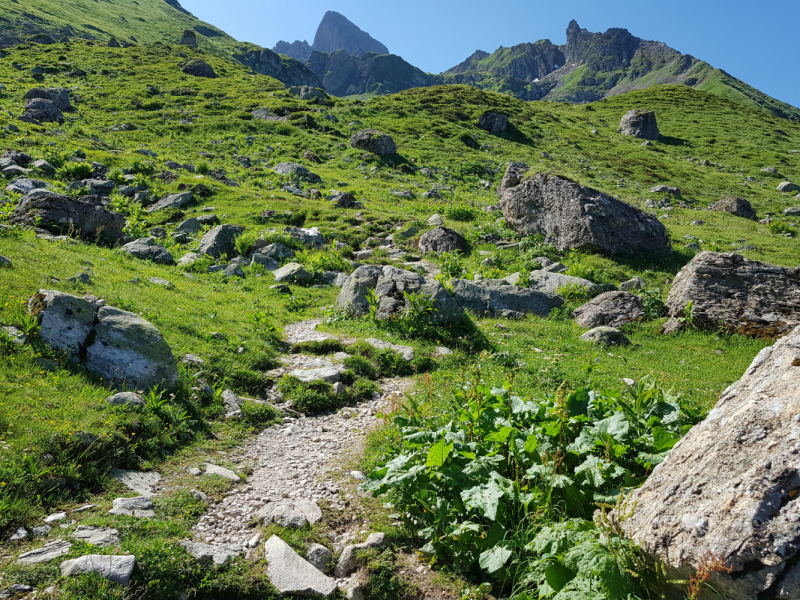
1,40,800,598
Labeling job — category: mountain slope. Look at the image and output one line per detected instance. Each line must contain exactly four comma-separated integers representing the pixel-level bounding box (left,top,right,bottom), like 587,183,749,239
306,50,430,97
0,0,321,88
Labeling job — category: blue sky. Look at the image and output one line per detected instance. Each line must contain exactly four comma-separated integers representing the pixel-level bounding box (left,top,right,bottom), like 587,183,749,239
181,0,800,108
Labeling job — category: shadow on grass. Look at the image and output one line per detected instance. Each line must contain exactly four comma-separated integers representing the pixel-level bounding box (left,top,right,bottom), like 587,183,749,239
611,249,694,275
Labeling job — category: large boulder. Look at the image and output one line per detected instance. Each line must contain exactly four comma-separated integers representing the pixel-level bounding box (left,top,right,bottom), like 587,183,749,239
22,98,63,123
571,291,644,328
663,252,800,338
29,291,179,390
179,30,198,47
497,162,529,199
85,306,179,390
274,162,321,183
478,111,509,133
122,238,175,264
500,172,672,255
618,109,660,140
145,191,193,213
350,129,397,155
10,192,125,242
709,196,758,221
515,270,598,296
60,555,135,586
777,181,800,193
199,225,245,258
336,265,462,325
619,325,800,600
452,279,564,319
24,88,71,110
6,178,50,195
181,59,217,78
418,226,469,255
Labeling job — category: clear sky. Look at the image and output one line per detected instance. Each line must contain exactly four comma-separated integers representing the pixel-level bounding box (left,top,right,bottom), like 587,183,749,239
181,0,800,108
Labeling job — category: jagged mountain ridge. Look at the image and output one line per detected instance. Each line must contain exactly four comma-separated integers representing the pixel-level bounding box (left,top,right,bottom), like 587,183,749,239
274,10,388,61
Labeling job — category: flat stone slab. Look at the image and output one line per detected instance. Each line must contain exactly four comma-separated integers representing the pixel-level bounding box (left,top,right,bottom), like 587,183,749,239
365,338,414,361
264,535,337,597
204,463,241,481
108,496,156,518
71,526,121,548
17,540,72,565
256,500,322,529
289,366,342,383
60,554,136,586
111,469,161,497
179,541,243,566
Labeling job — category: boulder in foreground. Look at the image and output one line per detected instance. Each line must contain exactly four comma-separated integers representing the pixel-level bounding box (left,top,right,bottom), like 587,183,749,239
500,173,672,255
263,535,337,597
619,325,800,600
663,252,800,338
619,109,660,140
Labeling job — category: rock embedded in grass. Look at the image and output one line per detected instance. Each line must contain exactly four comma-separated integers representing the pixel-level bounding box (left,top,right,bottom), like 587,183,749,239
452,278,564,319
580,326,631,346
709,196,758,220
198,224,245,258
572,291,645,328
60,554,136,586
263,535,337,597
17,540,73,565
204,463,240,481
618,109,660,140
349,129,397,155
273,262,313,284
418,226,469,254
122,237,175,264
256,500,322,529
178,541,242,566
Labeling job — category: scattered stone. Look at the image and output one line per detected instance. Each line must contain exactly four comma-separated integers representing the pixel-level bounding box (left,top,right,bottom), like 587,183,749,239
263,535,337,597
273,262,313,284
10,527,28,541
145,191,193,213
111,469,161,497
181,59,217,78
284,226,325,248
22,97,63,123
71,526,120,548
179,30,198,47
619,109,660,140
649,185,680,196
148,277,173,288
500,173,672,255
350,130,397,155
523,270,597,295
60,554,136,586
418,226,469,254
123,238,175,264
108,496,156,518
256,242,296,262
204,463,240,481
662,252,800,337
452,278,564,319
777,181,800,193
618,276,646,291
334,533,386,578
179,541,242,566
0,255,12,268
782,207,800,217
307,544,332,573
709,196,758,220
44,512,67,523
32,159,56,175
619,325,800,600
199,224,244,258
580,326,631,346
274,162,321,183
256,500,322,529
572,291,645,328
17,540,73,565
222,390,243,419
427,214,443,226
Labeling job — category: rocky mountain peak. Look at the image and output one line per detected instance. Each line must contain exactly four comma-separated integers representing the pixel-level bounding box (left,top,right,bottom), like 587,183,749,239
565,20,641,68
312,11,388,57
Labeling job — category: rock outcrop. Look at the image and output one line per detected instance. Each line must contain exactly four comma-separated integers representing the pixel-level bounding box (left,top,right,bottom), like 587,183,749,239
30,291,179,390
311,11,388,57
10,193,125,242
235,49,323,88
572,291,645,328
619,325,800,600
336,265,463,325
478,111,509,133
618,109,660,139
709,196,758,220
500,172,672,255
663,252,800,338
452,279,564,318
181,59,217,78
350,130,396,155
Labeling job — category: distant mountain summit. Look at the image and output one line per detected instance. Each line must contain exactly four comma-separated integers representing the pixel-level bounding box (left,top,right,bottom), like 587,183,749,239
274,11,388,61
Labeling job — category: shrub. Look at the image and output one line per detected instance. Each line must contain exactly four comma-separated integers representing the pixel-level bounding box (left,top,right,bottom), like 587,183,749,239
128,160,155,175
639,288,667,320
56,161,93,181
444,206,476,222
769,221,797,236
278,377,338,414
297,250,352,275
346,378,380,404
291,339,345,355
344,355,379,379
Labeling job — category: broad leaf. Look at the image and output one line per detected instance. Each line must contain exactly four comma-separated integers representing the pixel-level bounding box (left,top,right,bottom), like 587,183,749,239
479,544,513,573
594,413,629,442
545,561,576,592
461,479,505,521
652,426,679,452
426,439,454,469
575,455,607,488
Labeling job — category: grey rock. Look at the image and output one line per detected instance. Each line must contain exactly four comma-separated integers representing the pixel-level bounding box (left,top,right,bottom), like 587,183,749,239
274,163,321,183
782,207,800,217
649,185,680,196
223,264,245,278
10,527,28,541
256,242,295,262
71,526,120,548
43,512,67,523
222,390,243,419
619,325,800,600
478,111,509,133
32,159,56,175
334,532,386,578
17,540,73,565
148,277,173,288
22,97,63,123
572,291,645,328
250,254,280,270
123,238,174,264
179,30,198,47
418,226,469,254
204,463,240,481
350,130,397,155
330,191,363,209
10,192,125,242
0,254,12,268
709,196,757,220
29,290,96,353
263,535,337,597
178,252,202,266
32,526,52,538
85,306,179,390
178,541,242,566
199,224,245,258
307,544,332,573
289,366,341,384
336,265,463,325
256,500,322,529
662,252,800,337
580,326,631,346
145,191,194,212
284,226,325,248
619,109,660,140
60,554,136,586
108,496,155,518
106,392,146,408
176,217,202,234
619,276,646,291
777,181,800,193
80,179,115,196
24,87,71,110
190,489,208,502
525,270,597,295
453,278,564,319
111,469,161,497
500,173,671,255
274,262,313,284
332,382,346,395
365,338,414,361
427,214,444,226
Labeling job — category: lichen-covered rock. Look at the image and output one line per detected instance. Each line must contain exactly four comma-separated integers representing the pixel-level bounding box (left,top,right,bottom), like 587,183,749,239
618,325,800,600
10,192,125,242
500,172,672,255
478,111,509,133
350,129,397,155
417,226,469,254
579,326,631,345
452,278,563,319
85,306,179,390
662,252,800,338
60,554,135,586
336,265,462,325
29,290,96,354
708,196,758,220
619,109,660,140
497,162,529,199
572,291,645,328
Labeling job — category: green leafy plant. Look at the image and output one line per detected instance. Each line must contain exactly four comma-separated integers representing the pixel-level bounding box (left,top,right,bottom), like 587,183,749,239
638,289,666,320
678,300,695,328
56,161,93,181
439,252,464,279
445,206,477,222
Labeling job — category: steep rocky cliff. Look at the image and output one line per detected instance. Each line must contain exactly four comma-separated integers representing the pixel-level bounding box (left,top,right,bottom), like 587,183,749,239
306,50,429,97
274,11,388,61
